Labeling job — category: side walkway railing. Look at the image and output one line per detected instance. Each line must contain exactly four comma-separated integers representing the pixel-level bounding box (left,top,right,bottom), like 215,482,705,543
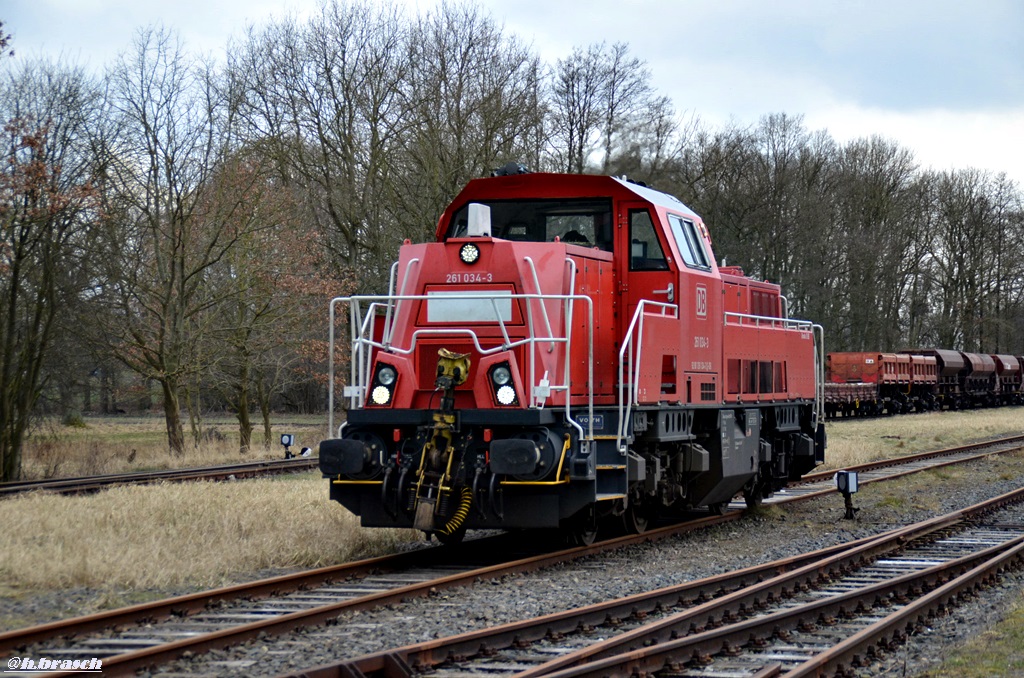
724,311,826,428
616,300,680,453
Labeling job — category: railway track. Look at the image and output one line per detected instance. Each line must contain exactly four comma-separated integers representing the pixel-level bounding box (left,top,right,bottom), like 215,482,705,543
3,434,1022,676
293,487,1024,678
0,457,318,497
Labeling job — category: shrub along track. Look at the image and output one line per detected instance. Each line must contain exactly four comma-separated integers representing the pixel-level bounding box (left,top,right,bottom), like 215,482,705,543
1,434,1022,676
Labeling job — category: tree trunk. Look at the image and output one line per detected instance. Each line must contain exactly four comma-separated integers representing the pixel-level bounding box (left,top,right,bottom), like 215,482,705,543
237,381,252,455
184,387,202,450
257,378,273,450
161,379,186,456
0,426,23,482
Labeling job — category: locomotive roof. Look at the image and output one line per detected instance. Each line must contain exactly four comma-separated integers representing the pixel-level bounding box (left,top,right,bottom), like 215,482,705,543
609,176,700,218
435,172,701,240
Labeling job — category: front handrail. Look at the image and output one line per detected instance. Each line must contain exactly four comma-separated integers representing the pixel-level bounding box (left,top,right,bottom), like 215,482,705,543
813,323,826,427
328,289,594,442
522,256,556,353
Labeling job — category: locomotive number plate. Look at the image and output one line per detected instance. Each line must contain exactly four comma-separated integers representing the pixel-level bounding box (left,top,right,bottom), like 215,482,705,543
445,272,494,283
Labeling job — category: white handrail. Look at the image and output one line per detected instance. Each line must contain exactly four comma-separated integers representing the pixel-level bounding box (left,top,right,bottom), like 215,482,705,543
383,258,421,348
813,323,826,428
328,290,594,441
724,310,814,331
522,256,556,353
616,300,679,453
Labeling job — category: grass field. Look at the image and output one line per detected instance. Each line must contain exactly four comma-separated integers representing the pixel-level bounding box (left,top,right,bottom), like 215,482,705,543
821,407,1024,469
18,414,328,479
1,408,1022,597
919,600,1024,677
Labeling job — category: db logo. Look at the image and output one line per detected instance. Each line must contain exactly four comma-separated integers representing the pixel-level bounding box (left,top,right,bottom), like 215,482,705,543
695,284,707,318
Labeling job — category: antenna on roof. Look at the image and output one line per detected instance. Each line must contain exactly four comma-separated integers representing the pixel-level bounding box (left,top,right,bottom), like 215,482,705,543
491,162,530,177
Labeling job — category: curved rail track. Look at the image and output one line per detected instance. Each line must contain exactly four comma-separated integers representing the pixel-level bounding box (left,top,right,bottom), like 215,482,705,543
291,487,1024,678
0,457,318,497
3,434,1022,676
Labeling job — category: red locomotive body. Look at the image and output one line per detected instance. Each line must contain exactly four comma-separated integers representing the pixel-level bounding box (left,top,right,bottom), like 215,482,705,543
319,170,825,542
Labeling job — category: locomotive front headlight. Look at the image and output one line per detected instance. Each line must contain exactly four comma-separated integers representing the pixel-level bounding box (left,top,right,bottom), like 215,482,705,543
496,384,517,405
491,365,512,386
371,385,392,405
459,243,480,264
377,365,397,386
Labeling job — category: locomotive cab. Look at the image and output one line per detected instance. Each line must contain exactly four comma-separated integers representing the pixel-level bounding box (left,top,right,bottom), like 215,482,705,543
320,170,825,543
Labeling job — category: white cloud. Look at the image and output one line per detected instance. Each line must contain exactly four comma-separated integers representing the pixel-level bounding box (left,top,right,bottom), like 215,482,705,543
5,0,1023,183
804,105,1024,183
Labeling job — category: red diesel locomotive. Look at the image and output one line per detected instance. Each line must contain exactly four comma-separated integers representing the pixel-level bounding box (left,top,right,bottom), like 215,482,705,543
319,167,826,543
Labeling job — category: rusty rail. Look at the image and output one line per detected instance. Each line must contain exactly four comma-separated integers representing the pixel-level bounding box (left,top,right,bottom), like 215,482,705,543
285,485,1024,678
0,457,318,497
8,434,1023,676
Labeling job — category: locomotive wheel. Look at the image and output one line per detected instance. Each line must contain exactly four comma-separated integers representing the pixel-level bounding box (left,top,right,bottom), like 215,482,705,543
622,503,650,534
568,523,598,546
708,502,728,516
562,505,598,546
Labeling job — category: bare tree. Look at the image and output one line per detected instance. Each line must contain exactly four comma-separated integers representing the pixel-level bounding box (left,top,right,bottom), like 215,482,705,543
599,42,653,173
0,59,102,480
831,136,924,350
228,1,410,294
548,42,656,174
928,169,1024,352
549,43,607,173
394,2,543,239
96,27,250,455
608,96,692,180
198,151,343,452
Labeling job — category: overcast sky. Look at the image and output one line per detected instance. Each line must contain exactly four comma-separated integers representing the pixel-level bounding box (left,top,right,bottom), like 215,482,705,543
4,0,1023,183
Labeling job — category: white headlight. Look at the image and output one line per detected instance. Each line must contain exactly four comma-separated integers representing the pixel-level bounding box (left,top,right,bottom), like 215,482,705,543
496,384,516,405
459,243,480,264
492,365,512,386
377,366,396,386
371,385,391,405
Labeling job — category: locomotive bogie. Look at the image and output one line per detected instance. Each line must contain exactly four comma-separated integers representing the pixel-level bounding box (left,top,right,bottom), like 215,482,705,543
320,171,826,540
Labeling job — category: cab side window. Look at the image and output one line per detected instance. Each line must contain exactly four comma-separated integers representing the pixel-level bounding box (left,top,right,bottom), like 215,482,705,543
629,210,668,271
668,214,711,270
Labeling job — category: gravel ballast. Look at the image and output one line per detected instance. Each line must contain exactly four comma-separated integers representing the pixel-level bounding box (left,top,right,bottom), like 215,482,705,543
2,449,1022,676
138,452,1024,678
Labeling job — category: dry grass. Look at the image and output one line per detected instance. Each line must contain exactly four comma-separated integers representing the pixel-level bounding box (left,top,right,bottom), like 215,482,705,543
918,599,1024,677
0,474,416,592
19,415,326,480
821,406,1024,470
1,409,1022,597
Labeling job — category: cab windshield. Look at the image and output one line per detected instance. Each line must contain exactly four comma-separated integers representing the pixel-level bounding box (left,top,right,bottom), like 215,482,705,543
446,199,613,251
